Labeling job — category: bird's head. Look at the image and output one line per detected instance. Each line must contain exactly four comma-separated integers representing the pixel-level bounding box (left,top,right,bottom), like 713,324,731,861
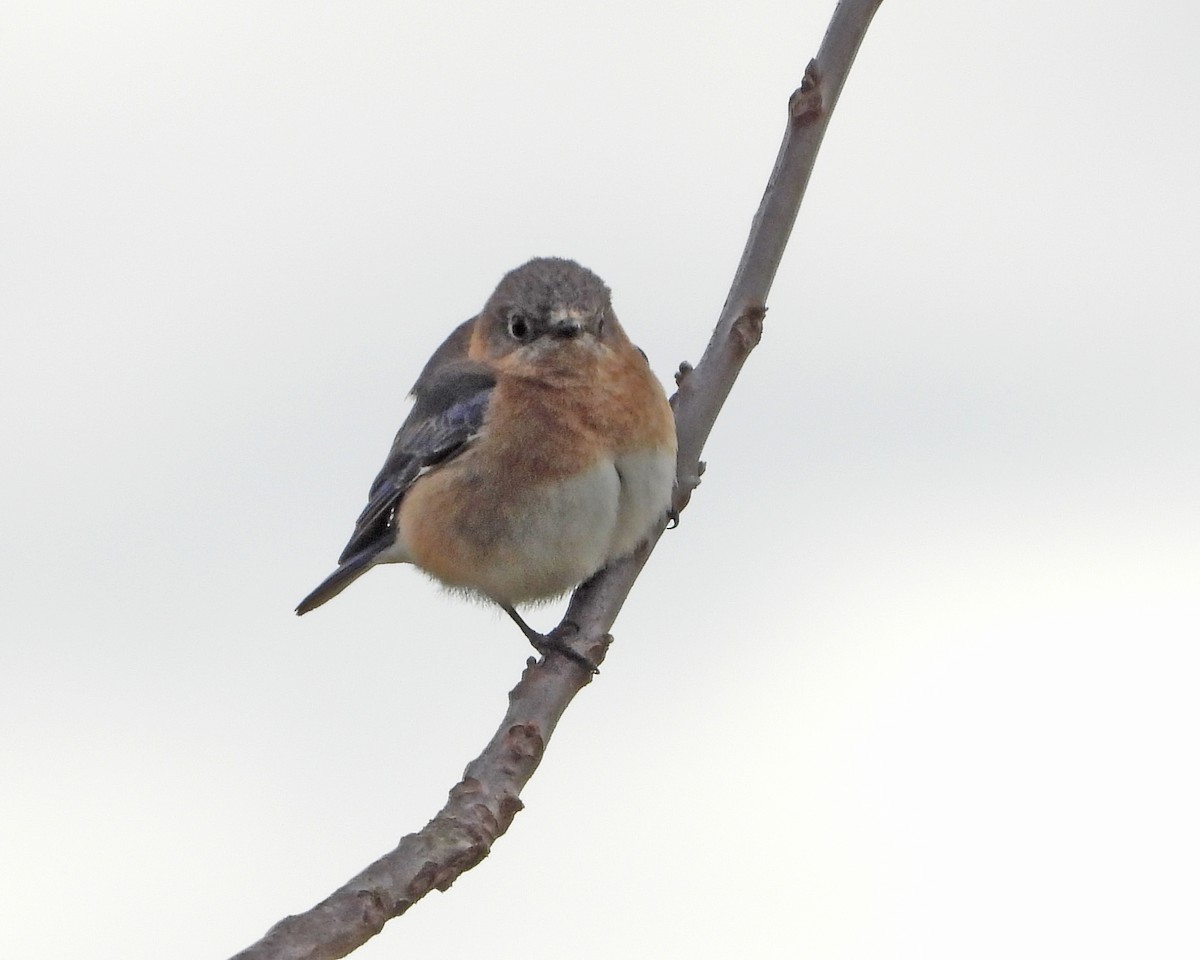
471,257,626,368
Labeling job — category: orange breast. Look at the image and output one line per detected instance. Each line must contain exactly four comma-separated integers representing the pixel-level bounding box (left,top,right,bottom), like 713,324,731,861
397,336,676,603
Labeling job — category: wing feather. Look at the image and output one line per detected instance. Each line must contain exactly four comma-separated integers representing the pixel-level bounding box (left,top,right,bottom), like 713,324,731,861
337,360,494,563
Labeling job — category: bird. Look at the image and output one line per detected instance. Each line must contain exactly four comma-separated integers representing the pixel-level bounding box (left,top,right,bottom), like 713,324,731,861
296,257,677,664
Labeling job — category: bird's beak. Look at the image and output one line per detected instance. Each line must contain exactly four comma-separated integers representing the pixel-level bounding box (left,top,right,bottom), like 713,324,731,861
550,317,582,339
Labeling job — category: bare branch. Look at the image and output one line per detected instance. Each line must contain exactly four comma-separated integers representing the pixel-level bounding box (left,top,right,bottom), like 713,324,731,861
230,654,600,960
230,2,883,957
674,0,885,486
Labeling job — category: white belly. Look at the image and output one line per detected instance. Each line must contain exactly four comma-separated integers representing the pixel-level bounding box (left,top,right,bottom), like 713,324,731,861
607,447,676,562
392,444,675,607
468,448,674,605
477,461,620,604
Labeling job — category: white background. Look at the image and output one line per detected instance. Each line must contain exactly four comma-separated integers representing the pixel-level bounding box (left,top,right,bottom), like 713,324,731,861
3,2,1197,957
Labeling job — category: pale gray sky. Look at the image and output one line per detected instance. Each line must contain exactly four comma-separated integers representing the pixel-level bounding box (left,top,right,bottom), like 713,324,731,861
3,2,1198,958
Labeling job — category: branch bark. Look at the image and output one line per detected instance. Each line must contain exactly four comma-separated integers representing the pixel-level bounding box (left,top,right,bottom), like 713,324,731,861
231,2,883,957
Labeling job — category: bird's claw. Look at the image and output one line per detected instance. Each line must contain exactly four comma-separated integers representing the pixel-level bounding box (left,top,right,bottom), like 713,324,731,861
531,621,600,674
504,606,600,673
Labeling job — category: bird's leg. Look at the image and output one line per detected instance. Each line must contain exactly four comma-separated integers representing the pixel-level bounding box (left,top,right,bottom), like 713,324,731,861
502,605,599,674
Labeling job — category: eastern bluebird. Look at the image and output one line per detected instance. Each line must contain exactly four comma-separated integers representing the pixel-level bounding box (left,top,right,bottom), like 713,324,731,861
296,257,677,661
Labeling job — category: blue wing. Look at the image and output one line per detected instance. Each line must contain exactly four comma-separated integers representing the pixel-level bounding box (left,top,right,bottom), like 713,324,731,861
296,355,494,614
339,361,494,561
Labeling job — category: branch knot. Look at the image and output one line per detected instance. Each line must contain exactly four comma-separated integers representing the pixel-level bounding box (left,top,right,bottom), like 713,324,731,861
788,60,823,125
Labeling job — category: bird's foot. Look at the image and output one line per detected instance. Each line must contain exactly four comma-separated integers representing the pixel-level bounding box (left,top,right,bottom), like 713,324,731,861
533,621,602,675
503,606,600,674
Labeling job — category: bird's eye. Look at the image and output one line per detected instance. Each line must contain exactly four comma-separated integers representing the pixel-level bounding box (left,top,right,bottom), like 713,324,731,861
507,313,532,341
